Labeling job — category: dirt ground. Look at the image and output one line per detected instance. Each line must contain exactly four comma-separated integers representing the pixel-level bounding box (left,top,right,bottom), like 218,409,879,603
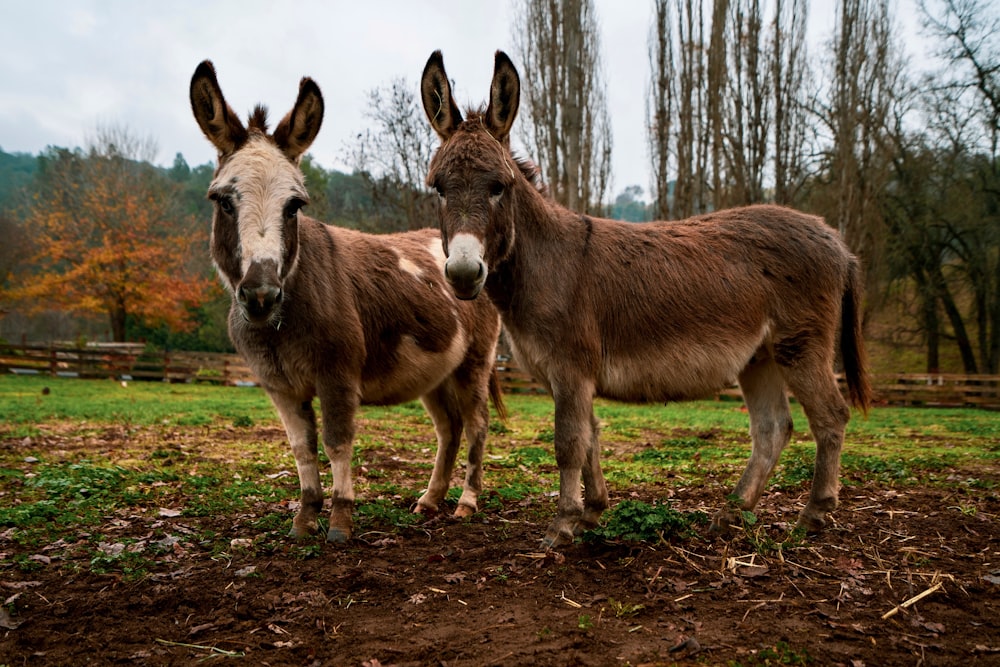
2,424,999,667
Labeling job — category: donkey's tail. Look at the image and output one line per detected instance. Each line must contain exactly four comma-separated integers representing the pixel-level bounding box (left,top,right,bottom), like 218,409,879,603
841,259,872,414
489,365,508,422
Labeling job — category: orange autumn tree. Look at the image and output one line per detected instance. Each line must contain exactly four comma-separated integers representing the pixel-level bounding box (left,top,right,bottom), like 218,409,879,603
6,127,212,341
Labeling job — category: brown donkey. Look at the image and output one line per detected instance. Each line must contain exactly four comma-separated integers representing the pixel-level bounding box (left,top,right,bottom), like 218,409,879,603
190,61,503,542
421,50,871,548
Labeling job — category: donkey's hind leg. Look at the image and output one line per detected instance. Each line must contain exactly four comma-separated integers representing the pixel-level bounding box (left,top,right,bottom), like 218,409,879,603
712,356,793,534
415,382,465,515
578,409,609,534
781,363,850,532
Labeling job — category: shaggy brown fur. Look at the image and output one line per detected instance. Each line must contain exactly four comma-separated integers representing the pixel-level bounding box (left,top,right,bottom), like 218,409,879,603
421,50,871,547
191,60,503,543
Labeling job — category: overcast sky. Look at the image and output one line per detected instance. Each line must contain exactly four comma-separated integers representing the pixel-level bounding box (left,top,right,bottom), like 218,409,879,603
1,1,930,201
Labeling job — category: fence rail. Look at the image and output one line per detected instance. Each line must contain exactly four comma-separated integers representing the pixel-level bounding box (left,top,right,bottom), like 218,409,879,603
0,343,255,386
2,343,998,408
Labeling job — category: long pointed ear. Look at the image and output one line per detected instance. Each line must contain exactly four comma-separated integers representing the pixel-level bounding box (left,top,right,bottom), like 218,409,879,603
190,60,247,158
485,51,520,144
273,77,324,162
421,50,463,140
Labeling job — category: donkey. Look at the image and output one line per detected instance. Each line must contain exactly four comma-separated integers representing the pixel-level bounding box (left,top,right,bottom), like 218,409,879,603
420,50,872,548
190,61,504,543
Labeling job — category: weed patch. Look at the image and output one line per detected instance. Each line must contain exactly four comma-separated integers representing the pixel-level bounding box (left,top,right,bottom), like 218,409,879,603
584,499,706,543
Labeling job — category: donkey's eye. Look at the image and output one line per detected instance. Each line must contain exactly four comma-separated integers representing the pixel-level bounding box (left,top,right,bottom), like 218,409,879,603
434,183,445,199
284,198,306,218
217,196,235,216
488,182,505,200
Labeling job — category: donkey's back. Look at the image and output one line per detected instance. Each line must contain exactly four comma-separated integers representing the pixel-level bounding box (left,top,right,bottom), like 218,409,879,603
500,204,860,406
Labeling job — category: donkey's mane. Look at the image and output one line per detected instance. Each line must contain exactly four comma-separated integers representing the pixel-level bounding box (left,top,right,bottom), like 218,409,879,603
460,107,548,197
513,156,549,197
248,105,270,134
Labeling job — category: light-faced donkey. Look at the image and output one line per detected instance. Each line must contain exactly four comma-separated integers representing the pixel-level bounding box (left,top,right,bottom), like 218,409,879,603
190,61,504,542
420,50,872,548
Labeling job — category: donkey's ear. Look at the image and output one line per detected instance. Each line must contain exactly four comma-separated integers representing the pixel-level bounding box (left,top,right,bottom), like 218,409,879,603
190,60,248,158
485,51,519,143
273,77,324,162
421,50,463,140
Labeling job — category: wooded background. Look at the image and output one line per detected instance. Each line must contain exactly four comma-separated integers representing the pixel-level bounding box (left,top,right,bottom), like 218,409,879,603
0,0,997,377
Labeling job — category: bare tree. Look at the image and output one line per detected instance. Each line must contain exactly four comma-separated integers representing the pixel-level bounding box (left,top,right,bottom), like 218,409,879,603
647,0,677,219
721,0,771,207
815,0,902,303
771,0,812,205
707,0,731,210
513,0,613,214
350,78,439,231
647,0,810,215
673,0,710,217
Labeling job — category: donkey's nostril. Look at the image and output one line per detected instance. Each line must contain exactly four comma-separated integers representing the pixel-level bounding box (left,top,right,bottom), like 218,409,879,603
475,263,485,281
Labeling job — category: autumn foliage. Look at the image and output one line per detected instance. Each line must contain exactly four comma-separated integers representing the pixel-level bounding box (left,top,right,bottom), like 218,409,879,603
3,143,212,341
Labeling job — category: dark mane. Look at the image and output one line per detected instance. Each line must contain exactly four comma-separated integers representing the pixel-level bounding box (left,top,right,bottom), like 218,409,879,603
248,105,270,134
459,107,548,197
513,156,548,197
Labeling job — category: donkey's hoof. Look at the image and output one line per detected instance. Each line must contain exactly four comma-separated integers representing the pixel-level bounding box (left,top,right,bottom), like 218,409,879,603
542,522,575,549
453,503,476,519
709,509,737,536
413,502,436,516
794,512,827,534
288,521,319,539
326,526,351,543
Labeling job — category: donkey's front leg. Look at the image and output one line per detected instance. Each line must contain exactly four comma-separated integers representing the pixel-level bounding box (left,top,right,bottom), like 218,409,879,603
544,380,597,548
270,392,323,538
318,386,360,543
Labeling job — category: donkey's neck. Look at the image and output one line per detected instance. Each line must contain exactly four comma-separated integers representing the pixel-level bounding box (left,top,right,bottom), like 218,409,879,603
484,186,588,316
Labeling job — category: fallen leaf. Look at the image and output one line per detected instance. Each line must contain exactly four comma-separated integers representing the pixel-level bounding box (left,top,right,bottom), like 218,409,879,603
158,508,182,518
0,607,22,629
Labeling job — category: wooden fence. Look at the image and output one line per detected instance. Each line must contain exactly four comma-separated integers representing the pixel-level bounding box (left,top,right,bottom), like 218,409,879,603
2,342,998,408
0,343,255,386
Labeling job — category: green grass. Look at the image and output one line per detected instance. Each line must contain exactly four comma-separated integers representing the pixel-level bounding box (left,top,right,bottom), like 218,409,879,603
0,374,276,436
1,373,997,564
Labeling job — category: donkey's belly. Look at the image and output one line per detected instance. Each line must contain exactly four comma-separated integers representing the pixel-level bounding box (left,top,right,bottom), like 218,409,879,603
599,338,760,402
360,332,468,405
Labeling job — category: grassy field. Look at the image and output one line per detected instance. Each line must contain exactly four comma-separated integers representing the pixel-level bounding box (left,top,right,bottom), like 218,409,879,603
0,376,1000,552
2,372,998,555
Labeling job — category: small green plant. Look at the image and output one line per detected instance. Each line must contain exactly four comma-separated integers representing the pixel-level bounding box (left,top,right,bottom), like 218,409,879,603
584,499,706,543
12,553,45,573
608,598,645,618
355,498,421,530
732,641,812,666
89,542,153,580
511,445,554,466
577,614,593,630
291,543,323,559
232,414,254,428
535,428,555,443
